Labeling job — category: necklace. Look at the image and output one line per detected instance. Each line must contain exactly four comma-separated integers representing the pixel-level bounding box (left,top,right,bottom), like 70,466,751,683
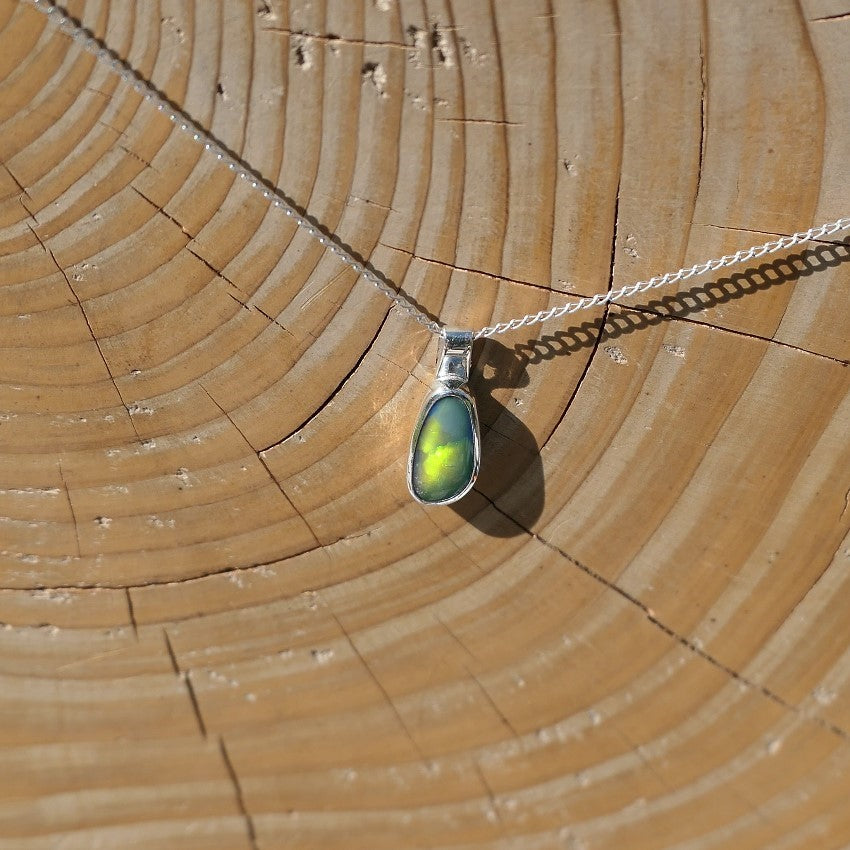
28,0,850,506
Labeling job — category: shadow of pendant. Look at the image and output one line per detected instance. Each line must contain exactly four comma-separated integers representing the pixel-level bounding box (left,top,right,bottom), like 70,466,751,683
450,337,546,536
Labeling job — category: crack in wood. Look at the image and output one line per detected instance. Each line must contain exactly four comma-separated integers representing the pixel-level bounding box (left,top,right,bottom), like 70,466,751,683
702,222,848,248
541,0,558,300
84,85,111,101
261,26,416,52
332,612,426,761
218,737,259,850
483,0,511,305
184,246,245,292
184,672,207,739
419,509,486,578
809,11,850,23
57,460,81,559
473,758,504,826
347,194,395,212
378,240,577,297
95,118,130,142
625,303,849,366
118,143,156,171
1,160,31,203
131,185,194,240
432,612,479,664
257,311,394,454
164,628,208,738
180,246,298,343
547,178,619,432
25,222,143,442
466,664,520,741
0,546,324,595
373,351,430,389
199,384,324,550
612,724,676,797
435,117,523,126
125,587,138,638
297,267,351,313
163,628,181,676
546,10,623,439
224,291,252,313
474,490,850,745
697,5,707,194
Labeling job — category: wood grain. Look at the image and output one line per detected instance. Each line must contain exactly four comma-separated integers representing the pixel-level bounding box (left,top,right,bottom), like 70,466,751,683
1,0,849,847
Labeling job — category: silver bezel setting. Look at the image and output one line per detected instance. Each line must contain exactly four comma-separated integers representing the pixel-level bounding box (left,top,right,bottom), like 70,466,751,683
407,386,481,506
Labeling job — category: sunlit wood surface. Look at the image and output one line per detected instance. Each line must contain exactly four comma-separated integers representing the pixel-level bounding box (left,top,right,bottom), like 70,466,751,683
1,0,849,847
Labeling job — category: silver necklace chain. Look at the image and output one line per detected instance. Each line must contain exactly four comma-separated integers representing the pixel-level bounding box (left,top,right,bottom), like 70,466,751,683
28,0,850,341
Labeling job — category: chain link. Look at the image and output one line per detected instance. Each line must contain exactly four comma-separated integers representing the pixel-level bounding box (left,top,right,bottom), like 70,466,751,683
29,0,849,342
473,217,850,338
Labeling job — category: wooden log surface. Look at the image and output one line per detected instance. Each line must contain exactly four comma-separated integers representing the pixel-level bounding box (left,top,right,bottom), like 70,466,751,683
1,0,849,847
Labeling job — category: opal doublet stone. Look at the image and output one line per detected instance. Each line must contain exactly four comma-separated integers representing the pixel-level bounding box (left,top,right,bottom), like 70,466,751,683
410,393,477,504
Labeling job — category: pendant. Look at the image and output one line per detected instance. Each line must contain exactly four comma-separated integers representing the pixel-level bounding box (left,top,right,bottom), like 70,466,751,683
408,329,481,506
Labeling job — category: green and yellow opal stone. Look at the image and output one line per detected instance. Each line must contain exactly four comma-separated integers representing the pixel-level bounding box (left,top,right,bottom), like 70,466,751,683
410,393,477,504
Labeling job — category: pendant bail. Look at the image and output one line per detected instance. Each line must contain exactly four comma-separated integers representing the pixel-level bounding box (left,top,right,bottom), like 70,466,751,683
436,329,474,388
407,328,480,506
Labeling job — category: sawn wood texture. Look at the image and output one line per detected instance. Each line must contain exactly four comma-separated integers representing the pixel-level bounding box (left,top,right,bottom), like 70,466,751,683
0,1,849,848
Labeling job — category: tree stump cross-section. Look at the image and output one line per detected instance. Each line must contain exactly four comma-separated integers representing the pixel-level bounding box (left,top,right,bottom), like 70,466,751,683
0,1,849,848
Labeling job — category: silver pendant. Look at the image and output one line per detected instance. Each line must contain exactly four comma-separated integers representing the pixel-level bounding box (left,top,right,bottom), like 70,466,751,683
408,330,481,506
